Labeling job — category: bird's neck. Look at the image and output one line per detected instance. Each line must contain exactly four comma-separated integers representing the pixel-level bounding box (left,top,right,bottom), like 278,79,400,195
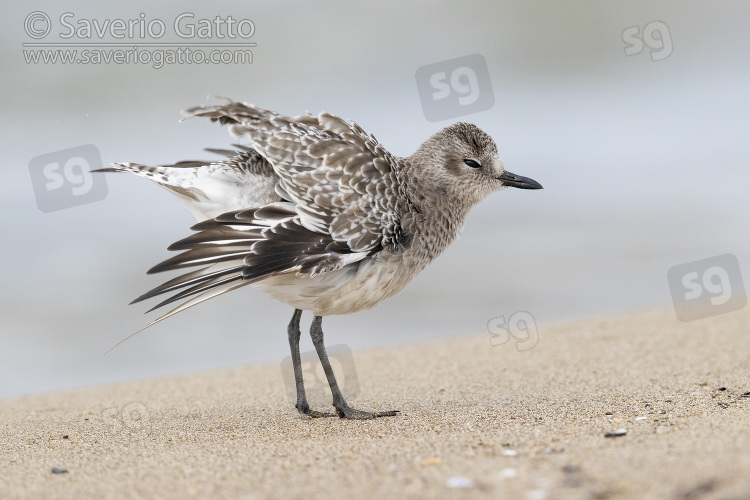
398,158,473,262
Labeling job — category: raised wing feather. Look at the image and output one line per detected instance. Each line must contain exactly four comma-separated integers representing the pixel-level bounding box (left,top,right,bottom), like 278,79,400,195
96,145,280,221
183,99,418,254
259,115,413,253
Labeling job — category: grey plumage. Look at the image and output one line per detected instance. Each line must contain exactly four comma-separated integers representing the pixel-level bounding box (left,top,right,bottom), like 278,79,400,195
98,97,542,419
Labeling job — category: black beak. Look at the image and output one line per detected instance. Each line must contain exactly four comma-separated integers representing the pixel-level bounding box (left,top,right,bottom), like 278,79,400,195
497,170,543,190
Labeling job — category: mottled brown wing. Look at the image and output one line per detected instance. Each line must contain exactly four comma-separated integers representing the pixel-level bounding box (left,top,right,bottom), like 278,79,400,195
184,99,416,253
252,112,416,254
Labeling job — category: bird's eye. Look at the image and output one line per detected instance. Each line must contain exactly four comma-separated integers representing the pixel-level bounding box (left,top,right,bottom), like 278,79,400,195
464,159,482,169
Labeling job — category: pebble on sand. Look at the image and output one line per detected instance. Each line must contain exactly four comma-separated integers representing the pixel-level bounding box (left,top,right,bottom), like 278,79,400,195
604,429,627,438
446,476,475,489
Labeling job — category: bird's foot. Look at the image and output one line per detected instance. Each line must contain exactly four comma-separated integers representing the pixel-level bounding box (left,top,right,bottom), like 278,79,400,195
333,401,399,420
296,401,337,418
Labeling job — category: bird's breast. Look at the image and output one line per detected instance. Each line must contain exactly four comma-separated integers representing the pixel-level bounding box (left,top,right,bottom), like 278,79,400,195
254,251,425,316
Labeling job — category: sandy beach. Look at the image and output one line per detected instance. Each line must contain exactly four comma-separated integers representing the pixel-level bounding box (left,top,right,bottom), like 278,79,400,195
1,306,749,499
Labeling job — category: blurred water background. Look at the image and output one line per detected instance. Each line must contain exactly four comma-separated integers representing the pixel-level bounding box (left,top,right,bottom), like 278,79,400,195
1,1,748,399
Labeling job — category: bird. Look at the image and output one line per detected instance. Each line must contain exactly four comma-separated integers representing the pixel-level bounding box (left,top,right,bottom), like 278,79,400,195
97,97,543,420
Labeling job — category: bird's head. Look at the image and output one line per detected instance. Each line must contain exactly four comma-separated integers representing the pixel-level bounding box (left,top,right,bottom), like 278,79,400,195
407,122,542,208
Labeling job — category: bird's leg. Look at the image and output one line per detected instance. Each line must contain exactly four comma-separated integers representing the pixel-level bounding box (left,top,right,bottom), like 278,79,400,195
310,316,399,420
288,309,334,417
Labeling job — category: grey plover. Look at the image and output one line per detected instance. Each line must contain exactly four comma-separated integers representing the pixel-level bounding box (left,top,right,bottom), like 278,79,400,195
98,98,542,419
